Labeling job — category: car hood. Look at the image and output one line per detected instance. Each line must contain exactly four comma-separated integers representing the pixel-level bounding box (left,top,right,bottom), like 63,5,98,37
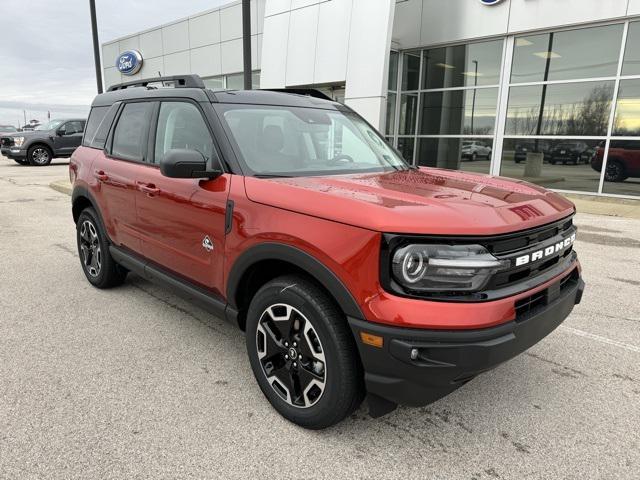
244,167,575,235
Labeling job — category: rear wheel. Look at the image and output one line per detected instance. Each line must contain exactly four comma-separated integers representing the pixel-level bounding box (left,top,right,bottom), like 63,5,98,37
245,275,364,429
76,208,127,288
27,145,52,166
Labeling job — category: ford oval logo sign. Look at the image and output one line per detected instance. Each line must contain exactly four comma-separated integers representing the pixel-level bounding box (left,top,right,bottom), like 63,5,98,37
479,0,504,4
116,50,143,76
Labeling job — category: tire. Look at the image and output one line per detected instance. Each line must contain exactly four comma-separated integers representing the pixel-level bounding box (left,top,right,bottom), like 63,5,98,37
76,207,127,288
604,159,628,183
13,158,28,165
245,274,364,429
27,145,52,166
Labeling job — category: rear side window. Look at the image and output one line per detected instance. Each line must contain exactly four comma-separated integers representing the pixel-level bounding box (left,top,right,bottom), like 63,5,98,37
111,102,154,162
153,102,215,165
82,107,108,147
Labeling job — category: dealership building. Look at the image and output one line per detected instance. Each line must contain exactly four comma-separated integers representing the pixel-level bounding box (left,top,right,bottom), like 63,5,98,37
103,0,640,199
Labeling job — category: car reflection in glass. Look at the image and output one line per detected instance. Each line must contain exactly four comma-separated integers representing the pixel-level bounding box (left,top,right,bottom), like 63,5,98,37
592,141,640,183
548,142,593,165
461,141,492,161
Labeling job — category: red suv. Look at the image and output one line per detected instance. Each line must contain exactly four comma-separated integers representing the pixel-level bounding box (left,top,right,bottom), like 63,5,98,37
70,75,584,429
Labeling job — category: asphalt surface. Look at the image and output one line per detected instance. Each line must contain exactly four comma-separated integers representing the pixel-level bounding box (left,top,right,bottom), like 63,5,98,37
1,156,639,479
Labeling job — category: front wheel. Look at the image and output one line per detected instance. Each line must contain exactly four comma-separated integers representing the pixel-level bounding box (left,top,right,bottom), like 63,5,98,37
27,145,52,166
245,275,364,429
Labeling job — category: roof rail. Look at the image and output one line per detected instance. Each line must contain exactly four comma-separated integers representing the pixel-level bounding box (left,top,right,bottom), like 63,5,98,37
107,74,206,92
261,88,333,101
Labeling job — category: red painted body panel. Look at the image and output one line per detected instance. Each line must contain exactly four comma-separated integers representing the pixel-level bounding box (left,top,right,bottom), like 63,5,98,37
72,144,578,331
593,145,640,177
244,168,574,235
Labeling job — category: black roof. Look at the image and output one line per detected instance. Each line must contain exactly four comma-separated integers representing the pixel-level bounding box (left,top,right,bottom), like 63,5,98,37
94,74,345,111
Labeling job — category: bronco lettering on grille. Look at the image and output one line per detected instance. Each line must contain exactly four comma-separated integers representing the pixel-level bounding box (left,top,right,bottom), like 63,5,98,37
515,233,576,267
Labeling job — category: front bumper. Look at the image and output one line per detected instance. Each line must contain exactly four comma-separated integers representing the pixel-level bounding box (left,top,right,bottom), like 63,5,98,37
0,147,26,159
349,269,584,407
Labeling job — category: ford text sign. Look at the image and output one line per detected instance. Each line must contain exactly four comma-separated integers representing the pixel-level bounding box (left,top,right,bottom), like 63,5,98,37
116,50,143,76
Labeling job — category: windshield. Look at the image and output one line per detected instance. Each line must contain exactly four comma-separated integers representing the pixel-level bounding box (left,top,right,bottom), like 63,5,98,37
217,105,408,177
35,120,64,131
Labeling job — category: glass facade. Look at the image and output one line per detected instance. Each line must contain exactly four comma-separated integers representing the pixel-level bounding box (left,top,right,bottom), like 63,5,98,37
203,71,261,90
388,21,640,198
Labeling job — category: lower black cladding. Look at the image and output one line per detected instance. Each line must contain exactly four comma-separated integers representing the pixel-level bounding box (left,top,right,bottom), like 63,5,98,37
349,270,585,408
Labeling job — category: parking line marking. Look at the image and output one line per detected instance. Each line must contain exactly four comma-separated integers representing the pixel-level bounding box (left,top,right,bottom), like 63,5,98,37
560,326,640,354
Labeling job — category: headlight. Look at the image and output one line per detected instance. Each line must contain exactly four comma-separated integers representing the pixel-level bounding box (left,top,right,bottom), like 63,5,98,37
391,244,509,293
12,136,25,147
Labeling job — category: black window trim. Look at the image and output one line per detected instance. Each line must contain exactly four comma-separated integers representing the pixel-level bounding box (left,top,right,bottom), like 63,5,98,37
148,97,226,173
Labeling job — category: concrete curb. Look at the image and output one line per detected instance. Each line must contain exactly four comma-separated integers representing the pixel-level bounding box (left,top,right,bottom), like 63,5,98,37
49,179,72,196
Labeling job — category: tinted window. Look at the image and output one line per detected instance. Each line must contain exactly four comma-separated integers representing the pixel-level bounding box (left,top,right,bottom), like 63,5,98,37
614,79,640,136
419,88,498,135
505,81,614,136
83,107,108,147
511,24,623,83
402,53,420,91
622,22,640,76
154,102,216,165
111,102,153,161
422,40,503,89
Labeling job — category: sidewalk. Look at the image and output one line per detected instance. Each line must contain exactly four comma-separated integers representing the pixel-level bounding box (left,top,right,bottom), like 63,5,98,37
49,179,640,219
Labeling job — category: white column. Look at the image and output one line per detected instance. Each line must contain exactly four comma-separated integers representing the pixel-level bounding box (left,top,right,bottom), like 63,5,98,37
344,0,396,130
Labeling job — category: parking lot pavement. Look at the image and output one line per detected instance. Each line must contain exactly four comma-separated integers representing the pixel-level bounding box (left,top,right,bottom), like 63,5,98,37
1,155,639,480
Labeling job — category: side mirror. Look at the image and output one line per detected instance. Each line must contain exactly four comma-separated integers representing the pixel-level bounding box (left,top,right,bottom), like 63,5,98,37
160,149,221,179
56,128,65,136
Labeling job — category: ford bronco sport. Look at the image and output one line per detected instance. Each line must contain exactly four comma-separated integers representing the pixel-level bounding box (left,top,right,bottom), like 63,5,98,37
69,75,584,429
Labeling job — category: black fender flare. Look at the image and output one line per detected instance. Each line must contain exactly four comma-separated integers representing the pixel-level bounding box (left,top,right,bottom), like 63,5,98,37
71,185,111,241
226,242,365,320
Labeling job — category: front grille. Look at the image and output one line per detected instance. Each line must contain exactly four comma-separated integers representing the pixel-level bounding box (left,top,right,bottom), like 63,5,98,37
486,216,576,290
515,268,579,320
381,214,577,302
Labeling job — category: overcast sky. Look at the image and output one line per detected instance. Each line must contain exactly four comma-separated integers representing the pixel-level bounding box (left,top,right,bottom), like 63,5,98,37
0,0,229,126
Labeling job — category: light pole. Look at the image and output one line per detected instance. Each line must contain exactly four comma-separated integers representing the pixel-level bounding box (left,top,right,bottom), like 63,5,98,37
470,60,478,134
89,0,103,94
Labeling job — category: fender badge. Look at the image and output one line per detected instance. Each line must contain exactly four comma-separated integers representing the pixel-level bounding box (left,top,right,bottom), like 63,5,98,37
202,236,214,252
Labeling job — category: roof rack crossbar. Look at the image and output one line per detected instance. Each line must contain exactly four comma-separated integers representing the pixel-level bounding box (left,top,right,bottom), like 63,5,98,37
107,74,205,92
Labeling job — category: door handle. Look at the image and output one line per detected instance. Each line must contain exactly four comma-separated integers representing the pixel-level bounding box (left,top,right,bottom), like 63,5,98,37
137,182,161,195
94,169,109,181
